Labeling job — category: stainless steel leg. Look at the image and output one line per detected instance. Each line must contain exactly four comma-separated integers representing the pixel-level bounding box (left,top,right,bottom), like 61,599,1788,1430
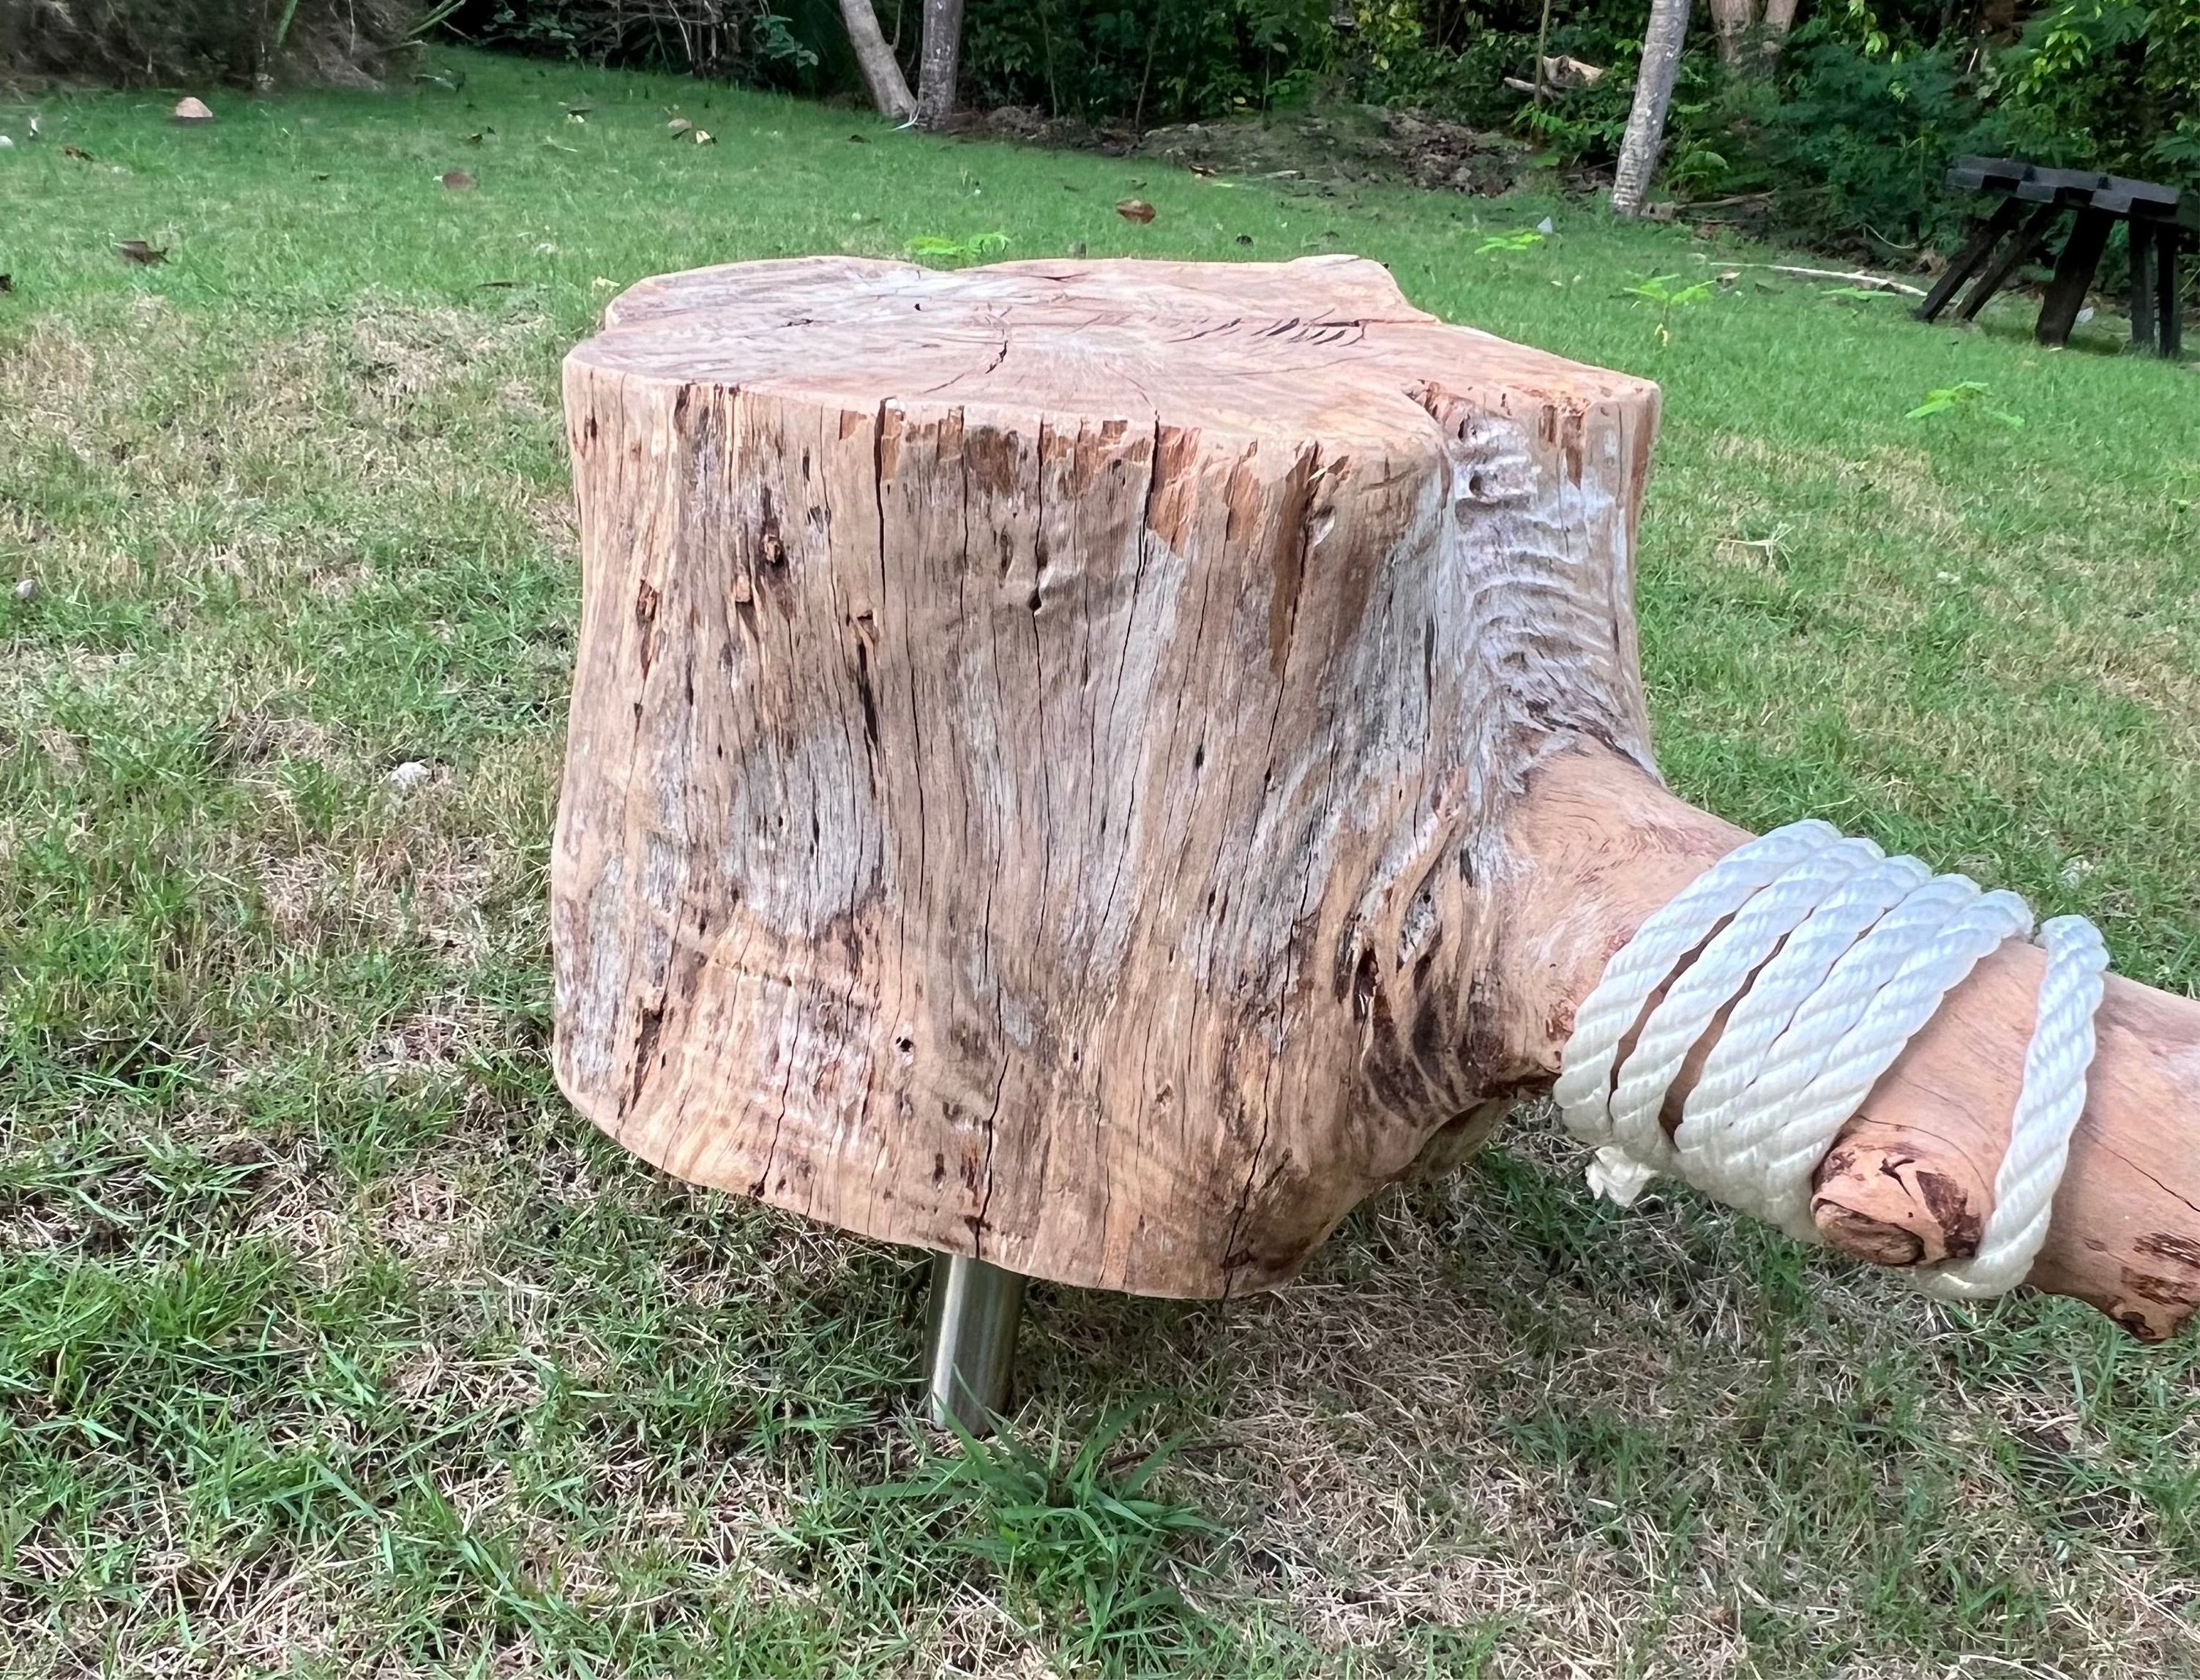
921,1252,1025,1433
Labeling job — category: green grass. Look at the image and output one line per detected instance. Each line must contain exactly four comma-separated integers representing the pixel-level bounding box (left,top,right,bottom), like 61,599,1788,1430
4,48,2199,1679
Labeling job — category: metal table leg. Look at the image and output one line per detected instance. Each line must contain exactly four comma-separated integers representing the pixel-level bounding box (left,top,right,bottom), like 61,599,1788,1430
921,1252,1026,1434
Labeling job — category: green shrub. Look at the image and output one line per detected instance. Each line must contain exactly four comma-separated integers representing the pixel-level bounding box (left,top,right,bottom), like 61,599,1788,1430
447,0,837,86
1999,0,2200,180
1751,31,2011,252
961,0,1341,127
0,0,423,87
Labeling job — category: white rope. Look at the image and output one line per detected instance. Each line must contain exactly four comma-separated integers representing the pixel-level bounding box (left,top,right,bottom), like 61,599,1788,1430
1557,822,2109,1298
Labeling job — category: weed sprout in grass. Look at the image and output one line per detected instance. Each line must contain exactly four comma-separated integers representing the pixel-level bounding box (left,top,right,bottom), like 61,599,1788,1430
1621,273,1716,344
1476,228,1546,255
907,230,1011,266
1906,380,2026,428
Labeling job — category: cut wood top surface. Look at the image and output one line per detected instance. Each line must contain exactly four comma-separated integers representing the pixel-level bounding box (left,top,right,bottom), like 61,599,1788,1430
576,254,1653,445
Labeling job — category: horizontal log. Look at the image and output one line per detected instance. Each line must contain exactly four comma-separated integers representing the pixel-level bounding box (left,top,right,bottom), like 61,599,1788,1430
1491,745,2200,1339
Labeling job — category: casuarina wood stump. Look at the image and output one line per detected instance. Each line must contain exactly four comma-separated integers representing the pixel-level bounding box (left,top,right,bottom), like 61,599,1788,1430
552,255,2200,1392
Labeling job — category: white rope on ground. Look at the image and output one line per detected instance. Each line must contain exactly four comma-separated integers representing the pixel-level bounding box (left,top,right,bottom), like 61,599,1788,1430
1556,820,2109,1299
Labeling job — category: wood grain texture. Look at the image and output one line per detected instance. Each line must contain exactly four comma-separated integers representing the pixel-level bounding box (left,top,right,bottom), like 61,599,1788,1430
553,255,1659,1297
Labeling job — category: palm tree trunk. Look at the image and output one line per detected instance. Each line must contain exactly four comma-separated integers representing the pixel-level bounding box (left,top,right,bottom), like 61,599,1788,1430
1612,0,1693,217
915,0,966,130
1708,0,1754,65
839,0,916,121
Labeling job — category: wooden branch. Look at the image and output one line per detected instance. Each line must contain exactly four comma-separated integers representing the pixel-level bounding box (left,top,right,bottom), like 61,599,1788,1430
1748,263,1928,297
1489,747,2200,1340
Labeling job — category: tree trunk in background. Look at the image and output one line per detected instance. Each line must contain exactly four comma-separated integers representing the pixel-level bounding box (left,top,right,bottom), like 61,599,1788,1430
839,0,916,121
1761,0,1802,59
1612,0,1692,217
1708,0,1754,65
915,0,966,130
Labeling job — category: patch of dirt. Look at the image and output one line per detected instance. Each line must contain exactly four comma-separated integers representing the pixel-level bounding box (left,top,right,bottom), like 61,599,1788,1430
960,102,1527,198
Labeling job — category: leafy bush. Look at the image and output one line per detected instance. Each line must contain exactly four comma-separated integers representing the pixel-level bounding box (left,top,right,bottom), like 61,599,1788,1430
961,0,1342,127
0,0,424,87
444,0,839,86
1750,30,2011,251
1350,0,2196,261
1999,0,2200,180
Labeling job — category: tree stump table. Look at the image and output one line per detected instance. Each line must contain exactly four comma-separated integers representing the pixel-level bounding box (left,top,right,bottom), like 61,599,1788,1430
553,255,2200,1425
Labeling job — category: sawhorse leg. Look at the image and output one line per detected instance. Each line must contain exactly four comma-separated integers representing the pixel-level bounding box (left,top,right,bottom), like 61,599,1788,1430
2161,231,2185,359
1917,196,2024,323
1957,203,2064,323
2130,220,2158,351
2037,206,2115,345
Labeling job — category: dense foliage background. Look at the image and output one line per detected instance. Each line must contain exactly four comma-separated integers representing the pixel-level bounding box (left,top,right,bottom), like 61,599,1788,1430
7,0,2196,277
0,0,424,86
449,0,2200,258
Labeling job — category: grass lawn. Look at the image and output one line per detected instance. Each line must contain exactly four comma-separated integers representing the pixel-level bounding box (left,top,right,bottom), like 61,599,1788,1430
4,48,2199,1679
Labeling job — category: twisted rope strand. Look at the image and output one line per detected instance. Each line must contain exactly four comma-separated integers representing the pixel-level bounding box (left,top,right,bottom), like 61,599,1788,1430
1921,915,2109,1299
1677,854,1931,1207
1556,825,2108,1299
1555,821,1836,1144
1605,836,1882,1184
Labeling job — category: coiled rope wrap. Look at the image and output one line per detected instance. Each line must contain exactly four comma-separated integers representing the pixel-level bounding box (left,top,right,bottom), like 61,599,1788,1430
1554,821,2110,1299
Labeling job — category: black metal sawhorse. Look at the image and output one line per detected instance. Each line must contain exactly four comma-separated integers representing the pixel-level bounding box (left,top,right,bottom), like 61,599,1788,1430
1916,157,2192,356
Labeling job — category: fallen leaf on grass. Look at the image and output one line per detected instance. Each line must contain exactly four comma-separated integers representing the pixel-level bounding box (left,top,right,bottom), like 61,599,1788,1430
441,170,476,190
63,143,92,162
1115,198,1156,223
667,118,692,137
172,97,214,124
116,240,167,265
692,130,714,145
